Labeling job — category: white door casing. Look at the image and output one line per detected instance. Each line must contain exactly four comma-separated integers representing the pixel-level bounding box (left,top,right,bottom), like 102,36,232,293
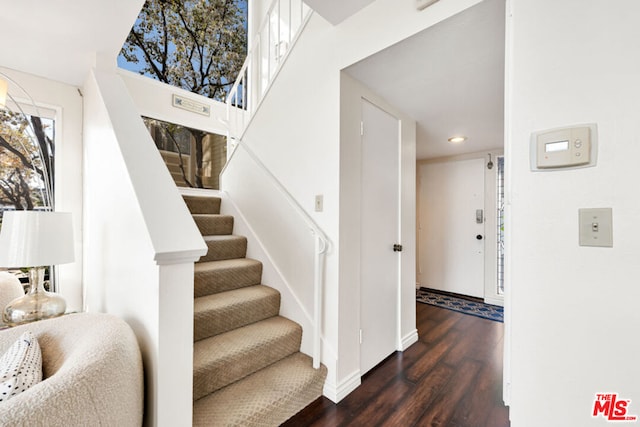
360,98,400,375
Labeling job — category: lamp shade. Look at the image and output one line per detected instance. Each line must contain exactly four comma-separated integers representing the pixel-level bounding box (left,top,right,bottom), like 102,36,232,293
0,78,7,109
0,211,74,268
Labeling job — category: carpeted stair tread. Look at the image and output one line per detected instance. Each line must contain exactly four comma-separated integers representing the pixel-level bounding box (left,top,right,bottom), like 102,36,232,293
194,258,263,297
186,194,326,422
193,213,234,236
194,285,281,341
193,316,302,400
198,235,247,262
193,352,327,427
183,195,222,215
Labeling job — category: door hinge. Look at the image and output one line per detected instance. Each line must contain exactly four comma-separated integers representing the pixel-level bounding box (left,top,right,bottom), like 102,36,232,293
360,121,364,136
393,244,403,252
359,329,363,344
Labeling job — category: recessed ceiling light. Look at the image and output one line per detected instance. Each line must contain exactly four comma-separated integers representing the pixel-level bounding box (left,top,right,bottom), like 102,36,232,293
448,136,467,144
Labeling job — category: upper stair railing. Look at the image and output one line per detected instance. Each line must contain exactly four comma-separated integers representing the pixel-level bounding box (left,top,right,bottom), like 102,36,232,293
223,0,324,369
226,0,312,138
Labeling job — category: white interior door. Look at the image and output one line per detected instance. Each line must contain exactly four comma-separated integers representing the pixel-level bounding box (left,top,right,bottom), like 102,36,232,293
418,158,485,298
360,99,399,375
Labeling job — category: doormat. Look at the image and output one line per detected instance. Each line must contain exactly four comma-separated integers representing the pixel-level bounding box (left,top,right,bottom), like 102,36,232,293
416,288,503,323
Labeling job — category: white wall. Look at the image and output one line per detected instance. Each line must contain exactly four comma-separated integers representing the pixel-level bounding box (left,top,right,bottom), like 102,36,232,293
219,145,325,359
506,0,640,425
417,149,504,305
119,69,231,137
239,0,482,401
0,66,84,311
83,66,206,427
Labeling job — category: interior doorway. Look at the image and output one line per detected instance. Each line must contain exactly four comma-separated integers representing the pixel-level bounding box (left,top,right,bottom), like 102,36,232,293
342,0,507,397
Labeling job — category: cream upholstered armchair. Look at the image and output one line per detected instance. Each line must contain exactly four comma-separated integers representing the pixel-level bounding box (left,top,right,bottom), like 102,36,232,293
0,312,144,426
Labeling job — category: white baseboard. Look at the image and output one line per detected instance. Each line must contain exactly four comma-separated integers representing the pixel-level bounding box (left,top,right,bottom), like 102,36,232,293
400,329,419,350
323,369,361,403
484,296,504,307
323,329,419,403
324,330,418,403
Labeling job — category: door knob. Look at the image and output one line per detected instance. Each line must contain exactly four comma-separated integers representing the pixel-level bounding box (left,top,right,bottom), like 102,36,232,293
476,235,483,240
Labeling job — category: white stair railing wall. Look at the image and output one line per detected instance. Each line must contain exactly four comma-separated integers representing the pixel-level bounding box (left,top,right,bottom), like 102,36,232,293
227,0,311,139
223,0,326,369
84,68,208,427
219,138,330,370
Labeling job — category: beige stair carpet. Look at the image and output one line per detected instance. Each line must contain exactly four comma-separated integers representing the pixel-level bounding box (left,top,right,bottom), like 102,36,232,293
184,195,327,426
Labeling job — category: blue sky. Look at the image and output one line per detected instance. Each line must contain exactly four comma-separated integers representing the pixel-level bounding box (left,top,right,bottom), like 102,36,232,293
118,0,248,86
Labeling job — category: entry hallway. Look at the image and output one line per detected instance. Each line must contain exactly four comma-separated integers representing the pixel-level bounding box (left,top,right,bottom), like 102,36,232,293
283,302,509,426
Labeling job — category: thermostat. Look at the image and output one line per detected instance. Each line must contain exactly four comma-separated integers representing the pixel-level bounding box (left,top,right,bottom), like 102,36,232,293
530,124,598,171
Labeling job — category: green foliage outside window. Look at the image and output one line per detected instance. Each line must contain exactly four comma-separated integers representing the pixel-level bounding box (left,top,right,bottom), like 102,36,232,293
119,0,248,101
0,109,53,220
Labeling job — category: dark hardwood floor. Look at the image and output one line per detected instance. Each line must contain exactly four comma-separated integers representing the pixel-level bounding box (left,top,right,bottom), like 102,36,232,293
283,302,510,427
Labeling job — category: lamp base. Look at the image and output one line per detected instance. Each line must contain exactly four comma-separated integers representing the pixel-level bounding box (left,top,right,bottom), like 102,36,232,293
2,267,66,326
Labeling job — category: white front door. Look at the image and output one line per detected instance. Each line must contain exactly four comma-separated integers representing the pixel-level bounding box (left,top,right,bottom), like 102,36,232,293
418,158,485,298
360,98,400,375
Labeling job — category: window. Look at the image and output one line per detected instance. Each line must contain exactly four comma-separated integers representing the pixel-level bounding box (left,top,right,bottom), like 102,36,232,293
496,156,505,295
144,117,227,189
0,107,55,222
0,105,56,287
118,0,248,101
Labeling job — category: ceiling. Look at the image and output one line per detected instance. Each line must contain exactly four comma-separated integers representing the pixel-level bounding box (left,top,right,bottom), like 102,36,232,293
345,0,505,159
0,0,504,160
0,0,144,86
0,0,373,84
303,0,377,25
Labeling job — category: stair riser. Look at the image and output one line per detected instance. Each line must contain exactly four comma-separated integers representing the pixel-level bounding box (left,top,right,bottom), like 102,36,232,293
194,291,280,341
194,215,234,236
199,237,247,263
168,164,182,174
184,196,222,215
193,321,302,400
194,262,262,298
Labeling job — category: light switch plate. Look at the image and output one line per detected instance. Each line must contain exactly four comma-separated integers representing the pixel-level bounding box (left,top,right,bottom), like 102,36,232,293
579,208,613,247
315,195,323,212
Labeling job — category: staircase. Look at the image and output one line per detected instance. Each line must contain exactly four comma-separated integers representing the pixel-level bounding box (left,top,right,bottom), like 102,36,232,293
184,194,327,426
160,150,191,187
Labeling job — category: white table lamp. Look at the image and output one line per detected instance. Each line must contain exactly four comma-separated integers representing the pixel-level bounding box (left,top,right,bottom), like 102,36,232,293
0,78,7,109
0,211,74,326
